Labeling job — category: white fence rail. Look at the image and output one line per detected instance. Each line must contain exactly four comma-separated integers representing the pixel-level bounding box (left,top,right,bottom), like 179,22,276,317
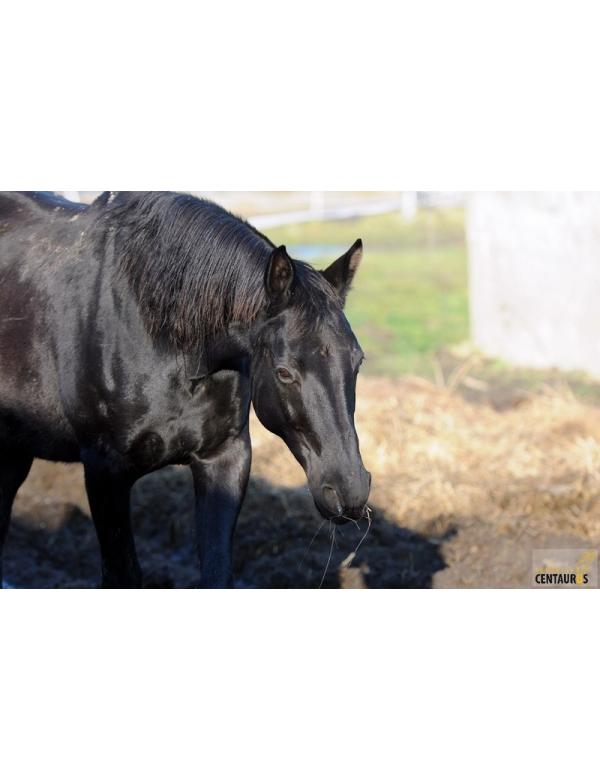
62,191,465,226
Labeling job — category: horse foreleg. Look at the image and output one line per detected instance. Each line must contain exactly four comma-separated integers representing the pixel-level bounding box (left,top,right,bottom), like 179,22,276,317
0,454,33,587
191,429,251,588
83,457,142,588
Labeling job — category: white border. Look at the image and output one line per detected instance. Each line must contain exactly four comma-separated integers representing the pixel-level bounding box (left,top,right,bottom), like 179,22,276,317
2,592,599,780
3,2,600,189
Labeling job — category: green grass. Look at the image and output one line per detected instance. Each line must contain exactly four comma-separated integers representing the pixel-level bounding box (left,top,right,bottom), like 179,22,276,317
439,347,600,406
267,209,469,377
267,207,466,249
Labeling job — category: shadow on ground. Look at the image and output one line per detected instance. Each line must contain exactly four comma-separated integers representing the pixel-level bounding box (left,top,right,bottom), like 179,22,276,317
3,466,446,588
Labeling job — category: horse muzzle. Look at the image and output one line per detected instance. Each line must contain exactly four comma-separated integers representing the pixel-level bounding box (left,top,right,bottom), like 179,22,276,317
314,469,371,523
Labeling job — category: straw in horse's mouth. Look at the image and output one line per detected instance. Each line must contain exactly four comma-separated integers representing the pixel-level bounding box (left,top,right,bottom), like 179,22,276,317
317,505,373,588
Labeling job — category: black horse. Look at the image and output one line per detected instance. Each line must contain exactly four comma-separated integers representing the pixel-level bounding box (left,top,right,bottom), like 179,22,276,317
0,191,370,587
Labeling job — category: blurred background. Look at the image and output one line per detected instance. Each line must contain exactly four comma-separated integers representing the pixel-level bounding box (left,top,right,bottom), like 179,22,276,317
5,192,600,588
66,191,600,391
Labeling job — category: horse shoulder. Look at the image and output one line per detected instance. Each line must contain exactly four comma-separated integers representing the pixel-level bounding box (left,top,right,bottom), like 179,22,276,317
111,367,251,474
189,369,251,455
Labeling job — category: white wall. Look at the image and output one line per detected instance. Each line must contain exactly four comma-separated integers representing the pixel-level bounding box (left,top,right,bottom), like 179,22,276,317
467,192,600,377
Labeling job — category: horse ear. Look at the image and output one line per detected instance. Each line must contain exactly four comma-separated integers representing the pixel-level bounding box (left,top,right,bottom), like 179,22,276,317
265,245,294,304
321,239,363,305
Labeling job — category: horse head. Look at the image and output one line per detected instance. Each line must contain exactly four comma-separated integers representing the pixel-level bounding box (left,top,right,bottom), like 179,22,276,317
250,240,371,523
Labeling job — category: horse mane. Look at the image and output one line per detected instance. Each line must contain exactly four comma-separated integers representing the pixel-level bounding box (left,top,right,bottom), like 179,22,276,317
96,191,338,350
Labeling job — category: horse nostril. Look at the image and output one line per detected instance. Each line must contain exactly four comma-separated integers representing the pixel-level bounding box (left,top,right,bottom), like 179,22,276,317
322,484,343,516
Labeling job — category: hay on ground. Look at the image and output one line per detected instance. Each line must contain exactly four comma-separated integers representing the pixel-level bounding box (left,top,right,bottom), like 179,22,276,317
250,376,600,541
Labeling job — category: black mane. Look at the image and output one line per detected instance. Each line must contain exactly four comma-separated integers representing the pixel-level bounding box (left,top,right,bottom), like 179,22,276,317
96,191,338,349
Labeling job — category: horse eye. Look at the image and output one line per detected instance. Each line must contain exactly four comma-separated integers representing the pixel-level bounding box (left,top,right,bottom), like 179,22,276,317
276,367,294,383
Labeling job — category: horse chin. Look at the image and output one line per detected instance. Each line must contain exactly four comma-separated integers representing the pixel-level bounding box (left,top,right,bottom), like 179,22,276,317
330,514,352,526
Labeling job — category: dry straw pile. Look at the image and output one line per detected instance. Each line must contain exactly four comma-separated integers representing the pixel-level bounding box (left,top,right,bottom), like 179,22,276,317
250,375,600,542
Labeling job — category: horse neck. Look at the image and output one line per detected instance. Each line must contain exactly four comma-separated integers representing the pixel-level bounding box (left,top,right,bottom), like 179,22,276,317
184,324,253,379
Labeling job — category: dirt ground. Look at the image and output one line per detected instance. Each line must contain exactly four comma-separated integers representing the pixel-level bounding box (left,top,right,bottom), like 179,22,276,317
4,376,600,588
